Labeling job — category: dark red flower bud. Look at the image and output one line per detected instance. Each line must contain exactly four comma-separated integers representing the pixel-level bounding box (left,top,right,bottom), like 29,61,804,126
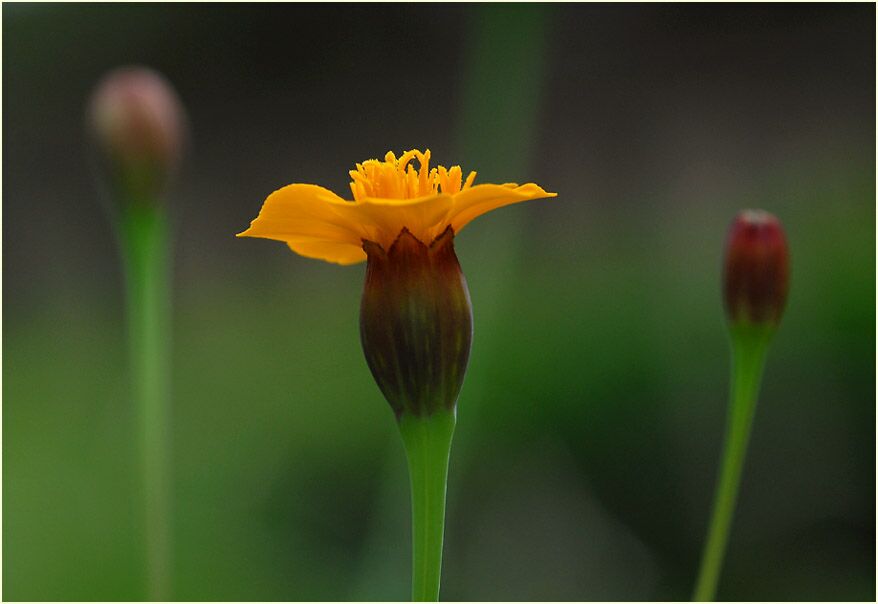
89,66,186,202
723,210,790,327
359,227,473,418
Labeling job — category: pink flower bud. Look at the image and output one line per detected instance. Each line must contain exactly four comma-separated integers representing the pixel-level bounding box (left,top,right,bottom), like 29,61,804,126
88,66,186,200
723,210,790,327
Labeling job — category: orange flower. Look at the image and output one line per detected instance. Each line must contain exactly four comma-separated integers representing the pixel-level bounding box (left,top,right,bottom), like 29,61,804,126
237,149,556,264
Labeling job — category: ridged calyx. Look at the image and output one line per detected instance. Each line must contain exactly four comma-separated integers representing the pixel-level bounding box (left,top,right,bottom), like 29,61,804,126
360,226,473,418
723,209,790,329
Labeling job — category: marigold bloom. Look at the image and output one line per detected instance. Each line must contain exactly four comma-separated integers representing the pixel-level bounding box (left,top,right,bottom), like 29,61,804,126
239,149,554,417
237,149,556,265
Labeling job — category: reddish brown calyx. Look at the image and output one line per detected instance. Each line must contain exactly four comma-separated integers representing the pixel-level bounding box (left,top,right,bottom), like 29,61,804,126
723,210,790,328
359,226,473,418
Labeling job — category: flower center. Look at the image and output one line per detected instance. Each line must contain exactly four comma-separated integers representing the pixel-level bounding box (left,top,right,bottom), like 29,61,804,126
349,149,476,202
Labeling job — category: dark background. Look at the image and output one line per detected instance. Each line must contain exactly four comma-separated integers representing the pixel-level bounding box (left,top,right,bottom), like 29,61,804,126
4,3,875,601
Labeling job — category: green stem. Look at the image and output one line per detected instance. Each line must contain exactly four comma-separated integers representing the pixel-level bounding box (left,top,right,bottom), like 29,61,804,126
398,410,456,602
693,326,773,601
119,202,172,601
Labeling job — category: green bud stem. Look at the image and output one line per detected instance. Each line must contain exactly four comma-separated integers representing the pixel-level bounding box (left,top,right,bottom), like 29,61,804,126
693,325,773,601
398,409,456,602
119,202,172,601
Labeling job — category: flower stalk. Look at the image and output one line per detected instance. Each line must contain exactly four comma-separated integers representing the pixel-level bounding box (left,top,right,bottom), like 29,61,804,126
692,324,771,602
119,201,173,601
399,410,456,602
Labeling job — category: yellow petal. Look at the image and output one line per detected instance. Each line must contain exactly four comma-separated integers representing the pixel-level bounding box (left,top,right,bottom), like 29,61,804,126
447,183,557,233
286,238,367,266
237,184,368,265
237,184,457,264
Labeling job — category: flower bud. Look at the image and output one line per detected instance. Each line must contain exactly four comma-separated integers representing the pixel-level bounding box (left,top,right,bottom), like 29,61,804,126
723,210,790,327
359,227,473,418
88,66,186,202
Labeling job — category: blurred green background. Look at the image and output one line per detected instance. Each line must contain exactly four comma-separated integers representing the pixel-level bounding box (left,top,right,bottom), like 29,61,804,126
3,3,875,601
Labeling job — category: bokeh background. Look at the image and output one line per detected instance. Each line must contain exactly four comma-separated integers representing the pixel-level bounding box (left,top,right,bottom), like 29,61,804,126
3,3,875,601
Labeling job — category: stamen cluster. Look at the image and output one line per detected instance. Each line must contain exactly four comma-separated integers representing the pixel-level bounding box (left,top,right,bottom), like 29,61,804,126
349,150,477,201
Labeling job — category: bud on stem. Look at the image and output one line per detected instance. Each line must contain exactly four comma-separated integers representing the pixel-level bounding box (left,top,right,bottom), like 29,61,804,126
88,66,184,601
359,227,473,418
694,209,790,601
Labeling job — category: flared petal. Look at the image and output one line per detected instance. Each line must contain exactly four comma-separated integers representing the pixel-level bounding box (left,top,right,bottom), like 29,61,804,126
285,237,368,265
237,183,456,264
446,183,557,233
237,184,368,264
